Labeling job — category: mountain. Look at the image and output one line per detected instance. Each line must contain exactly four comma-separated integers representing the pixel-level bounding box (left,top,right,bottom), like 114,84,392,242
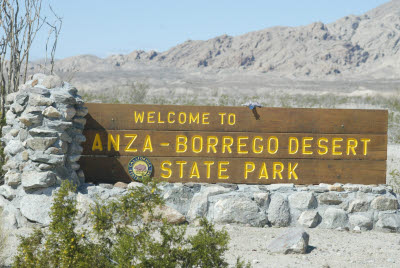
39,0,400,80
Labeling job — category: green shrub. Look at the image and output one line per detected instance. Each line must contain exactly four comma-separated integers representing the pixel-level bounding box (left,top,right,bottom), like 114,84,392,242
14,178,248,267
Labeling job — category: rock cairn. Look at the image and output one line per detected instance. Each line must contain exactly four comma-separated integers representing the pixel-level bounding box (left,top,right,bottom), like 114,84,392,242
0,73,87,199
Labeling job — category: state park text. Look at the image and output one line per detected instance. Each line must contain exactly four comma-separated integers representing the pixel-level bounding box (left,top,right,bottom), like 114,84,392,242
80,104,388,185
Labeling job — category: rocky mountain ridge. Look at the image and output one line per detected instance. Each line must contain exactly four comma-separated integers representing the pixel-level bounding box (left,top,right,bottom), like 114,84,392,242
36,0,400,79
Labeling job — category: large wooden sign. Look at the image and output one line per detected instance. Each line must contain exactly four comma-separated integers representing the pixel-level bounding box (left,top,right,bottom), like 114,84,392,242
79,103,387,185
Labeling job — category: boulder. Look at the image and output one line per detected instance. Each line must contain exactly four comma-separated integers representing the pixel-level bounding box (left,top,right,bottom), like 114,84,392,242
376,213,400,232
349,213,373,230
186,185,232,221
208,194,267,226
289,192,317,210
321,207,348,229
268,194,290,227
266,228,309,254
298,210,321,228
371,196,399,211
20,194,53,225
163,185,196,215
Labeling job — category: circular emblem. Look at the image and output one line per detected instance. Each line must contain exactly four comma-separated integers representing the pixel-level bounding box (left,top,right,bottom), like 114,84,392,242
127,156,153,181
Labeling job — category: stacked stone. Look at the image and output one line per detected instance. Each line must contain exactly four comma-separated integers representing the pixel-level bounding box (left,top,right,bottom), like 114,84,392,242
157,182,400,233
0,73,87,200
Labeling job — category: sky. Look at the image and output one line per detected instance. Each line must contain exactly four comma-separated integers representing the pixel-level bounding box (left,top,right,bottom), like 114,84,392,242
30,0,390,60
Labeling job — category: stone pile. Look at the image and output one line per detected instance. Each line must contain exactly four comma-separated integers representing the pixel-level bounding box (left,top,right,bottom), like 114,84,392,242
159,182,400,232
0,74,87,228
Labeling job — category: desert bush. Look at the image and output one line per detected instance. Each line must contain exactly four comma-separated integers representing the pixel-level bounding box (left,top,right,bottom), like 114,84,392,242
14,178,247,267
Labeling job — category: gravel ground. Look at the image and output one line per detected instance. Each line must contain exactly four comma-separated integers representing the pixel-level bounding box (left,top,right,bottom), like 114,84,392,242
2,225,400,267
187,225,400,268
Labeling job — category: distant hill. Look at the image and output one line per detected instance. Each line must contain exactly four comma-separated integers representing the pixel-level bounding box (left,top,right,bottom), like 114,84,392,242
37,0,400,79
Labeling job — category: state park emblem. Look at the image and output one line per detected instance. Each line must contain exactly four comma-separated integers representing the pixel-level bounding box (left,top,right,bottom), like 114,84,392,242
127,156,153,181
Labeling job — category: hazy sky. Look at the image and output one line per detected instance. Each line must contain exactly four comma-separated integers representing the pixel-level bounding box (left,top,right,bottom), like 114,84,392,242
30,0,390,60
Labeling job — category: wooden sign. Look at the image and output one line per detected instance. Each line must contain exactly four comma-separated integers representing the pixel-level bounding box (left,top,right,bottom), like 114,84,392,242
79,103,387,185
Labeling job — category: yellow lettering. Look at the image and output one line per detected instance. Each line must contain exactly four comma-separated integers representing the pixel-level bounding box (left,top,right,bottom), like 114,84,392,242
244,162,255,179
288,162,298,180
147,111,155,123
176,161,187,179
289,137,299,154
317,137,328,155
124,134,138,152
178,112,187,124
161,161,172,178
360,138,371,155
189,112,199,124
228,113,235,125
218,161,229,179
202,112,210,124
108,134,120,151
332,138,343,156
189,162,200,178
237,136,249,154
252,136,263,154
204,161,214,179
192,135,203,153
259,162,269,179
134,111,144,123
222,136,233,154
219,112,226,124
92,133,103,151
167,112,175,123
157,112,165,123
346,138,358,155
302,137,313,155
143,135,153,152
207,136,218,153
268,136,279,154
176,135,188,153
273,162,284,180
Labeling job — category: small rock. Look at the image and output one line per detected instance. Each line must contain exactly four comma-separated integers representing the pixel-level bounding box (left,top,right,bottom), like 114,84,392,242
266,228,309,254
328,184,344,192
42,106,61,118
26,137,58,151
353,225,361,232
21,171,56,190
99,183,113,189
65,107,77,120
41,75,62,88
145,205,186,224
318,192,342,205
348,199,370,213
114,182,128,189
28,93,53,106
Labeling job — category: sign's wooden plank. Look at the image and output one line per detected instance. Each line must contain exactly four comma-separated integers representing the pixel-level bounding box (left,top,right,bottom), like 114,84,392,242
84,103,388,134
78,156,386,185
81,130,387,160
